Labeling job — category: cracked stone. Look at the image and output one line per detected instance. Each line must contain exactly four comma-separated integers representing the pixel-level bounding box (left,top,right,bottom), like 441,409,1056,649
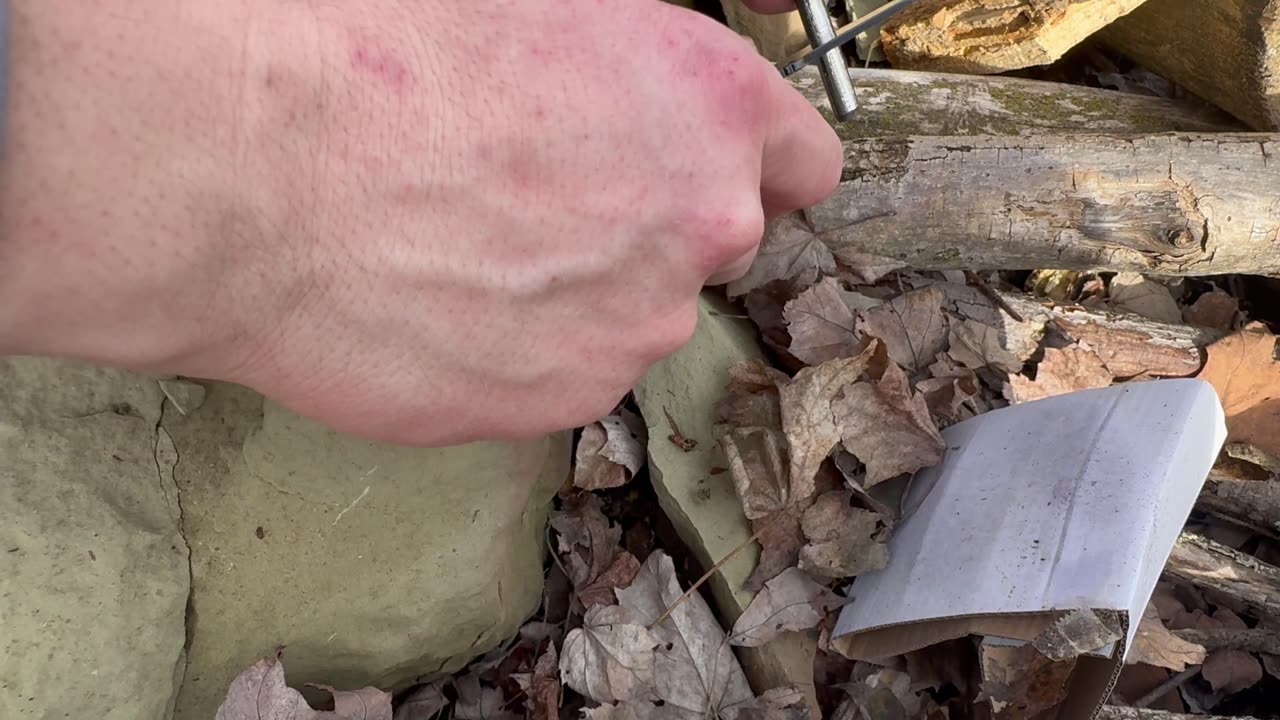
164,383,571,720
0,357,189,720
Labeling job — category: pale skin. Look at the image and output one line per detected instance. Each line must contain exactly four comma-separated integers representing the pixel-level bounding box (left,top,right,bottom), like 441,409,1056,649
0,0,841,446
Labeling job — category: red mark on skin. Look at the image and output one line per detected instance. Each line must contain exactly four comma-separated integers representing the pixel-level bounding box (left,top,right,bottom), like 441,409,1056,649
348,34,413,94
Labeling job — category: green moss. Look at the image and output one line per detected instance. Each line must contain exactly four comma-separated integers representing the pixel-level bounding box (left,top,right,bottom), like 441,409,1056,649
933,247,962,261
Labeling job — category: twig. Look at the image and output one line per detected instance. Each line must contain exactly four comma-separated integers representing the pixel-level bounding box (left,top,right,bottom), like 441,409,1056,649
1173,628,1280,655
647,527,763,631
1134,665,1200,708
1099,707,1261,720
964,270,1025,322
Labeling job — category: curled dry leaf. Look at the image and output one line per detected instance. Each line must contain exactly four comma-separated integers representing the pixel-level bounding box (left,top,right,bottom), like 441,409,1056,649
1008,345,1113,404
729,567,850,647
727,213,836,299
1031,609,1122,662
1202,649,1264,695
915,370,980,421
720,427,791,520
798,490,888,579
836,667,921,720
744,507,806,593
550,493,632,608
784,277,861,366
559,604,658,706
1130,604,1206,672
856,286,949,373
779,345,878,502
615,551,755,718
214,651,393,720
977,643,1075,720
1196,325,1280,458
578,551,643,610
834,362,945,487
574,410,648,490
948,318,1023,374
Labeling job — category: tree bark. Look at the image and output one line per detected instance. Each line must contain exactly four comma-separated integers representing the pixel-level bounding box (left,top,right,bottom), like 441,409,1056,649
1164,532,1280,617
1100,707,1261,720
787,67,1241,138
877,0,1152,74
1100,0,1280,131
800,133,1280,277
1173,628,1280,655
1196,474,1280,539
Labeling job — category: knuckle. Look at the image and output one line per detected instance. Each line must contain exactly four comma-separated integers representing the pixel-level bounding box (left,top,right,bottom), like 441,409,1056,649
687,202,765,272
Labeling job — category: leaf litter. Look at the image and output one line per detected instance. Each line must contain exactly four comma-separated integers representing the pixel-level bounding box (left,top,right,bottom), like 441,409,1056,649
212,214,1280,720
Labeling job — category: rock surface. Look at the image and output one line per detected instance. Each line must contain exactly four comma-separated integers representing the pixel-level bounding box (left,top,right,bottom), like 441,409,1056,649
0,357,189,720
166,383,571,719
0,356,571,720
634,290,821,715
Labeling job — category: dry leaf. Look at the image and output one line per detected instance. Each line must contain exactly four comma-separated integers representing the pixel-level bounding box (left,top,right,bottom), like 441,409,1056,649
1008,346,1113,404
1109,273,1182,323
512,644,560,720
1202,649,1264,694
916,370,980,420
550,494,621,589
578,551,642,609
1130,604,1207,671
798,490,888,579
214,651,393,720
1196,326,1280,458
836,667,920,720
719,427,791,521
574,411,648,490
784,277,861,366
744,507,805,593
559,604,658,705
454,673,518,720
834,362,945,487
857,286,949,372
779,346,878,502
947,318,1023,374
1262,653,1280,679
392,683,448,720
729,567,850,647
721,686,810,720
1184,289,1239,330
615,551,755,717
978,643,1075,720
728,214,836,299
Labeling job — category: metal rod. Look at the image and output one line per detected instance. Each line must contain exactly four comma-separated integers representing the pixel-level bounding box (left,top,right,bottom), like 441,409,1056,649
778,0,923,78
792,0,858,120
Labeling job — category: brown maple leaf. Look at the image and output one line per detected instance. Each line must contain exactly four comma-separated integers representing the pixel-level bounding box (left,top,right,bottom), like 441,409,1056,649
727,214,837,299
783,277,861,366
744,507,805,593
1008,345,1113,404
857,286,948,373
833,362,945,487
1196,325,1280,458
798,490,888,579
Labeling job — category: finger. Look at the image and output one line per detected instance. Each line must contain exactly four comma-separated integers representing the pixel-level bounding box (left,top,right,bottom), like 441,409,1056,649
704,243,759,287
758,72,844,218
739,0,803,13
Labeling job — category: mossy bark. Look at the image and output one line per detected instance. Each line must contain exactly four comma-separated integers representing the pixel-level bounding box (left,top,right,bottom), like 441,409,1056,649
789,67,1241,139
795,132,1280,276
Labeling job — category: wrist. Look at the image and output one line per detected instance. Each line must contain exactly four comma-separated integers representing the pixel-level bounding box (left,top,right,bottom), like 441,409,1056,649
0,1,257,369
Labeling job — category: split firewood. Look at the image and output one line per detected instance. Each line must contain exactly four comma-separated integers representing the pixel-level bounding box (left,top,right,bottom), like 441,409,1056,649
788,67,1240,138
940,282,1220,378
801,133,1280,277
1099,708,1263,720
1164,533,1280,617
1101,0,1280,131
877,0,1153,74
1173,628,1280,656
1197,473,1280,540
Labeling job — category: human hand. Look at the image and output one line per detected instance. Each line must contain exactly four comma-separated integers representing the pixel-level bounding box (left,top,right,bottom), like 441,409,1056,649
0,0,841,446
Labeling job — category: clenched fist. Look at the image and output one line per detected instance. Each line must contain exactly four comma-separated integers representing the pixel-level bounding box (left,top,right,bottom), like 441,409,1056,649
0,0,841,446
